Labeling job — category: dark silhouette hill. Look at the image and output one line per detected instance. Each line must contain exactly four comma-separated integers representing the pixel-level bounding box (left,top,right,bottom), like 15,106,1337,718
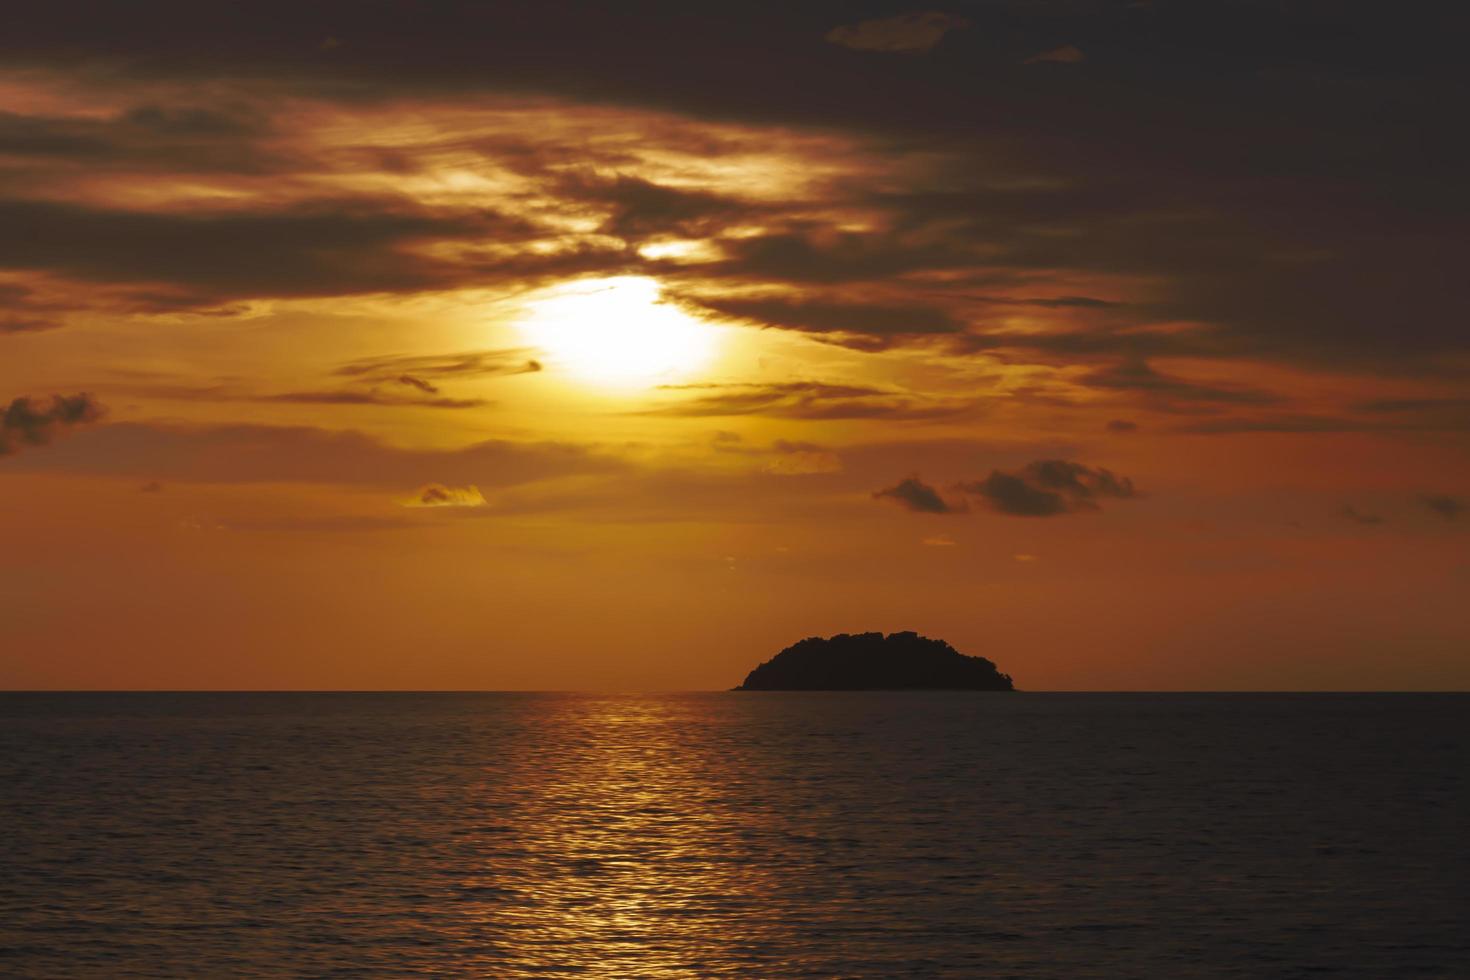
735,631,1015,691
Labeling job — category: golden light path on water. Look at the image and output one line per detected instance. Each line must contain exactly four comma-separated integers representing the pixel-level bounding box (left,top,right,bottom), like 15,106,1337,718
462,696,782,976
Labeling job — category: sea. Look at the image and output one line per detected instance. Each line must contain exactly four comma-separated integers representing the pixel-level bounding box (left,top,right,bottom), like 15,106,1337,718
1,692,1466,978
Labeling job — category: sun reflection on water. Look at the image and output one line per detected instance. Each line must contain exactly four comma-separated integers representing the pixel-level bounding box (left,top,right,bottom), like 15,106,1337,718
455,695,782,976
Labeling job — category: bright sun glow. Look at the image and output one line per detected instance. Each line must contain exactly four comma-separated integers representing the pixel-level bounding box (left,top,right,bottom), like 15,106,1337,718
518,277,718,386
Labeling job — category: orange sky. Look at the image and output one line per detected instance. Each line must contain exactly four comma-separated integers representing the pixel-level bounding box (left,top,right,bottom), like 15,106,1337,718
2,5,1468,689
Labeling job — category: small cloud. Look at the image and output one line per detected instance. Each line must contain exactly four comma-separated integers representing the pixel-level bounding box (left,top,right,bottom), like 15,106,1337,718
1422,494,1466,521
401,483,486,508
1106,419,1138,433
765,439,842,475
140,481,164,493
956,460,1138,517
394,374,439,395
1,393,104,456
335,349,542,383
766,451,842,475
874,476,961,514
922,535,958,547
1026,44,1086,64
1013,553,1039,562
1340,504,1384,525
825,11,969,55
261,390,488,410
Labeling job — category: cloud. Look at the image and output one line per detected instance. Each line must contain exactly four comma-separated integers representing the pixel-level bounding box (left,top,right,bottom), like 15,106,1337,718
0,393,104,456
1341,505,1384,525
922,535,957,547
1353,398,1470,432
1172,415,1367,435
874,476,960,514
687,295,962,349
1106,419,1138,433
763,440,842,475
825,12,969,54
0,282,66,333
3,421,621,488
394,375,438,394
0,316,61,333
709,434,843,475
650,382,972,421
1422,495,1466,521
334,350,543,384
401,483,486,508
0,196,541,306
1075,358,1278,411
1026,45,1085,64
0,2,1465,420
560,173,749,240
0,102,273,170
258,390,489,410
955,460,1137,517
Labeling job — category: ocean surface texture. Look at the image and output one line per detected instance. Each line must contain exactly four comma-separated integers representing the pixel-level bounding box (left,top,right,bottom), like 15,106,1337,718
2,692,1466,978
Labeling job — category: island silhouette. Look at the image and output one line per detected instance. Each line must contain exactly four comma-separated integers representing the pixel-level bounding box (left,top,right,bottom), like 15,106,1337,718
735,631,1015,691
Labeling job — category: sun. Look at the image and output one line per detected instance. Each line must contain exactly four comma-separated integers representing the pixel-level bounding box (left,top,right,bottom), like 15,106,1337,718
517,277,719,386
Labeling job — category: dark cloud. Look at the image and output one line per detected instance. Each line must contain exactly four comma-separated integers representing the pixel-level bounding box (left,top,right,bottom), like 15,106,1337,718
1105,419,1138,433
1074,358,1279,411
687,230,976,288
0,316,61,334
1172,415,1368,435
393,375,438,395
874,476,958,514
685,295,962,350
1422,495,1466,521
956,460,1137,517
258,390,489,410
0,102,278,174
649,382,973,420
402,483,485,508
1341,505,1384,525
561,173,749,240
1353,398,1470,431
961,470,1069,517
1000,296,1119,310
0,393,104,456
335,350,543,384
0,197,539,305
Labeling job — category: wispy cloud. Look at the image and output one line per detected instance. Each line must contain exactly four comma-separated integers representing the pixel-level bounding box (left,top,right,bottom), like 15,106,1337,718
825,12,969,54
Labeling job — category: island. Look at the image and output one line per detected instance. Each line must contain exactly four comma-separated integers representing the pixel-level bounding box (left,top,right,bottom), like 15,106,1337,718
734,631,1015,691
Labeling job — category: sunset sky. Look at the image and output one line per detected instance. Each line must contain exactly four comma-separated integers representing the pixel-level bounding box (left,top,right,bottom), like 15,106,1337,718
2,1,1467,690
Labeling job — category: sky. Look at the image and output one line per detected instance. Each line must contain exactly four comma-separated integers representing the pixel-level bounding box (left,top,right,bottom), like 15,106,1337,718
2,1,1467,690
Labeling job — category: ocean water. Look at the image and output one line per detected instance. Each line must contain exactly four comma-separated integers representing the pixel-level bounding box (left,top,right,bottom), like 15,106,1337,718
1,693,1466,978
